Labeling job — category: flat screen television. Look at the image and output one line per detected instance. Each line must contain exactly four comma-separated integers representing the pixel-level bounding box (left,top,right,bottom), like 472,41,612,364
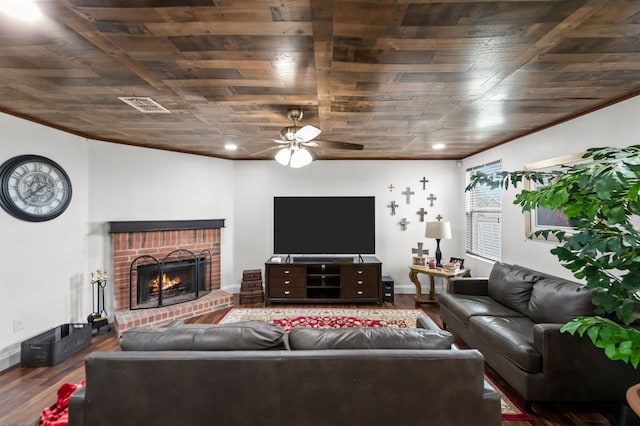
273,196,375,255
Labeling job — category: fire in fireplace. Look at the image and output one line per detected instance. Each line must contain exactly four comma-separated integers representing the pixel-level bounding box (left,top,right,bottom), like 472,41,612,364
129,249,212,309
150,272,185,297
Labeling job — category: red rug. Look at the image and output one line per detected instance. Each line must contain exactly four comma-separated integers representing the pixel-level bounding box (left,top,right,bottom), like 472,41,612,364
272,315,409,331
220,308,426,329
485,375,530,421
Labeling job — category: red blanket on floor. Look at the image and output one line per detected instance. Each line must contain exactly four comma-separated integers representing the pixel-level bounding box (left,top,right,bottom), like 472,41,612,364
40,381,85,426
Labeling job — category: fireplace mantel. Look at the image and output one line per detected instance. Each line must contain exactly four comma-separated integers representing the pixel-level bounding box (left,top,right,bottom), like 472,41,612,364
108,219,225,233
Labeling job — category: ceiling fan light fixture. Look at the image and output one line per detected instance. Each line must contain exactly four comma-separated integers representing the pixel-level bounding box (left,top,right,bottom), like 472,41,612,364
271,108,359,165
275,148,292,166
289,148,313,168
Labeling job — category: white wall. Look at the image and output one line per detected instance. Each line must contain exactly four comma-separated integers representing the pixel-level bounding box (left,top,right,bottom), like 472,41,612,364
233,160,463,294
0,114,89,370
461,95,640,278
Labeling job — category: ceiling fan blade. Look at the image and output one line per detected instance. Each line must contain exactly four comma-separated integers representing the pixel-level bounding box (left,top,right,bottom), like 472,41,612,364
295,125,321,142
315,140,365,151
271,139,289,144
252,145,281,156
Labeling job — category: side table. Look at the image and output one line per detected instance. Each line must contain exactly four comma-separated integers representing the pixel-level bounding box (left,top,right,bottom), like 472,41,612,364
408,265,470,304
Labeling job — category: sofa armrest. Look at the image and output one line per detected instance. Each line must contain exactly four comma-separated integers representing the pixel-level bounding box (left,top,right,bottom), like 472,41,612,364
68,387,86,426
532,323,640,401
449,277,489,295
532,323,563,352
416,317,439,331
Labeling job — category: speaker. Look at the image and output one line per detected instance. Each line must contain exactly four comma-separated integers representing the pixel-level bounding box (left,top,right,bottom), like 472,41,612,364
382,275,394,303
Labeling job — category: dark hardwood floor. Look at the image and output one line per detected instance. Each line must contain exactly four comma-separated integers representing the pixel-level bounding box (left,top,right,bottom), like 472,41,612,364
0,295,622,426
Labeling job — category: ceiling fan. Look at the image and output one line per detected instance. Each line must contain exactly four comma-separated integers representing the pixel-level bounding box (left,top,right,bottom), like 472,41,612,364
273,109,364,168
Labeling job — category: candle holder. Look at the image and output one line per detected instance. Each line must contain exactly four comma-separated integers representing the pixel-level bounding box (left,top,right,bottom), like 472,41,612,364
87,269,110,335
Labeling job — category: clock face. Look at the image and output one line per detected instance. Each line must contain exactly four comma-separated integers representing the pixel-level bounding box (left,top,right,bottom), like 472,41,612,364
0,155,72,222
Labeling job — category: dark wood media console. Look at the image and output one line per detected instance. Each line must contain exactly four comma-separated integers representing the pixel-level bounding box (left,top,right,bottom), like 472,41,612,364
265,256,382,305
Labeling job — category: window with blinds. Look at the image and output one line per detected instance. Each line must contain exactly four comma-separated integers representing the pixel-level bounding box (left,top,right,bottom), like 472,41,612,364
465,160,502,261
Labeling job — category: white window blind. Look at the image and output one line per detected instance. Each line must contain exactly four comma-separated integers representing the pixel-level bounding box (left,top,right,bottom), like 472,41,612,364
465,161,502,261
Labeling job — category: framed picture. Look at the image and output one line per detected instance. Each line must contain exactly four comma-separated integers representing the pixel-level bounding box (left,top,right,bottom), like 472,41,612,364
412,256,426,266
449,257,465,269
524,153,583,242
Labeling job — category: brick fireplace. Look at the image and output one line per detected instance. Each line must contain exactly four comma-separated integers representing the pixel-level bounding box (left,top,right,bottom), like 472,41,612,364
109,220,233,333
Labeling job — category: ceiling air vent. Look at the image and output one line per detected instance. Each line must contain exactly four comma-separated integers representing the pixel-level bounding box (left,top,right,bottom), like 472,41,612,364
118,97,170,113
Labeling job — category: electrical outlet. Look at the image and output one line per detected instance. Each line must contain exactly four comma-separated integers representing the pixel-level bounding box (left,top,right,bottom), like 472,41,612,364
13,319,23,332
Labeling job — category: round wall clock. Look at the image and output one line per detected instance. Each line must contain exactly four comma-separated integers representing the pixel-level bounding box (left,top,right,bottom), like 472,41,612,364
0,155,72,222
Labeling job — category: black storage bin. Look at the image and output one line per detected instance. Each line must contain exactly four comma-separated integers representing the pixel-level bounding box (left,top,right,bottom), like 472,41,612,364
21,323,92,367
382,275,394,303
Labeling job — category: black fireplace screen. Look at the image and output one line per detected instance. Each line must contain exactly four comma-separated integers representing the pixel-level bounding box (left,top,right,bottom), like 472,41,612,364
129,249,212,309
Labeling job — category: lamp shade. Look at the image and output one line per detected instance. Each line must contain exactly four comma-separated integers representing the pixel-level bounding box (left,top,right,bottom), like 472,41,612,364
275,146,313,168
425,221,451,240
289,147,312,168
275,148,292,166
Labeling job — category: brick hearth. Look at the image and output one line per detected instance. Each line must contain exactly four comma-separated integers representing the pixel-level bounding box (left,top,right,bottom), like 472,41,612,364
109,220,233,333
114,290,232,332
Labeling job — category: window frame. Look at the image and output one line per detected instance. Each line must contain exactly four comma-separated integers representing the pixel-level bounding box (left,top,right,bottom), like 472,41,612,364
465,160,502,262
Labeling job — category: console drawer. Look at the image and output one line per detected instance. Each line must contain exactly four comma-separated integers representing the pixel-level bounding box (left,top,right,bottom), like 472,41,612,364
268,286,306,298
268,265,306,288
340,283,378,298
340,265,379,286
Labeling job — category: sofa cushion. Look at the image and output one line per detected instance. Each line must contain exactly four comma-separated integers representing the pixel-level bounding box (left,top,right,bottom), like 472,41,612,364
438,293,524,328
287,327,454,350
469,316,541,373
528,278,596,323
487,263,541,315
120,321,286,351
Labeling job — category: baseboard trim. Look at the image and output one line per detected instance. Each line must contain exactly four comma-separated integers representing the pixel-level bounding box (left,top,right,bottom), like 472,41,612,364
0,345,21,372
392,284,415,294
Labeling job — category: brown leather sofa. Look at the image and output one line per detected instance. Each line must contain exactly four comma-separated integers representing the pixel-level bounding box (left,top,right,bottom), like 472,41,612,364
439,262,640,407
69,321,501,426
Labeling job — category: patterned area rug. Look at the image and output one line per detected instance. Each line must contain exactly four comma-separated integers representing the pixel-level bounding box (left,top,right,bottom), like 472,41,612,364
219,307,529,421
220,307,428,330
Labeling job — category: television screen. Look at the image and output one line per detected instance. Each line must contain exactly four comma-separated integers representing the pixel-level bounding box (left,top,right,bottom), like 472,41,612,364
273,196,375,255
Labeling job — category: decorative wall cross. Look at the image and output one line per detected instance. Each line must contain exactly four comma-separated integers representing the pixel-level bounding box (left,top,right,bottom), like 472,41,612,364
402,187,415,204
387,201,399,216
420,176,429,190
436,214,443,221
412,242,428,257
388,184,394,192
399,217,410,230
427,193,437,207
416,208,427,222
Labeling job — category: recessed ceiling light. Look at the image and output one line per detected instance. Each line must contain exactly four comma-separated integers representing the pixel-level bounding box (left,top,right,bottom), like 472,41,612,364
0,0,41,22
224,144,237,151
432,143,446,150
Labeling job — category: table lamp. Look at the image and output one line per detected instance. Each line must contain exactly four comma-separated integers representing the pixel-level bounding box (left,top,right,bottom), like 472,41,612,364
425,221,451,267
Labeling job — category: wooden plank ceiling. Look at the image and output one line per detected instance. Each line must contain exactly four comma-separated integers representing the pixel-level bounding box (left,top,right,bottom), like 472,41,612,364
0,0,639,161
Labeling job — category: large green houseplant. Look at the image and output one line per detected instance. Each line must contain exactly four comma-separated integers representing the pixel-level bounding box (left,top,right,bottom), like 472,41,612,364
467,145,640,366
